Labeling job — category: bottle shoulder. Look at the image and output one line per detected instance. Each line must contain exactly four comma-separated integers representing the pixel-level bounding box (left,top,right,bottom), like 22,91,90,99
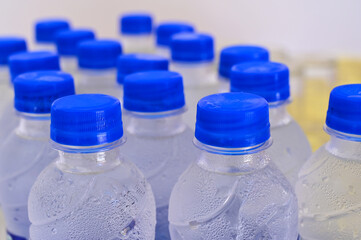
29,160,154,226
169,162,296,226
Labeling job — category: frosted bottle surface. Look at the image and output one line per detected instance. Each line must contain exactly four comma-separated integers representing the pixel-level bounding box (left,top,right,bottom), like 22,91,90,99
122,71,197,239
77,40,122,97
169,92,299,239
28,153,156,240
230,62,312,187
28,94,156,239
296,84,361,239
170,33,218,129
0,71,75,239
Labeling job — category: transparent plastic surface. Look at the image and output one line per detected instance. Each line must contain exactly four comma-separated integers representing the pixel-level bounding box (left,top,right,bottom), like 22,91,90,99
218,75,229,93
296,132,361,240
269,104,312,187
121,34,154,54
77,68,122,99
122,111,200,240
0,117,56,239
33,43,56,52
155,46,170,59
0,66,13,112
28,143,156,240
169,142,299,240
170,61,218,130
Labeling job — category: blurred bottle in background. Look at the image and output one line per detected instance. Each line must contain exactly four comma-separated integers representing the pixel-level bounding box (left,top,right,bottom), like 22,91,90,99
0,71,75,240
0,51,60,142
55,29,95,83
218,45,269,92
28,94,156,240
230,61,312,187
116,53,168,105
169,92,298,239
34,19,70,51
122,71,198,240
77,39,122,97
296,84,361,239
288,55,336,151
0,37,27,111
120,13,154,53
155,22,195,58
170,33,217,129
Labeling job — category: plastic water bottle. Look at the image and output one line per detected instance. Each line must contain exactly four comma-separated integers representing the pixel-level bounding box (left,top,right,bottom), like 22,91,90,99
230,61,312,187
0,51,60,143
55,29,95,78
296,84,361,239
122,71,198,240
218,45,269,92
116,53,168,101
76,39,122,97
0,37,27,111
155,22,195,58
34,19,70,51
120,13,154,53
170,33,217,129
168,92,299,239
0,71,75,240
28,94,156,240
0,51,60,136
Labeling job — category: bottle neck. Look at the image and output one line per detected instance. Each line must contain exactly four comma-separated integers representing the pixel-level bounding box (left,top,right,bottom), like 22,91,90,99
170,61,216,88
55,140,124,174
195,139,272,175
268,101,292,128
125,108,187,137
16,113,50,140
325,128,361,160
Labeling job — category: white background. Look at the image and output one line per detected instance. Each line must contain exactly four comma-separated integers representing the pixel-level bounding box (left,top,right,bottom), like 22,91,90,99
0,0,360,58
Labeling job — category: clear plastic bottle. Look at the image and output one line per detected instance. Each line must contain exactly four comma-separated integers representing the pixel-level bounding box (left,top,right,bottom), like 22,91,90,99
168,92,298,239
0,37,27,239
218,45,269,92
76,39,122,97
0,71,75,240
170,33,218,129
230,61,312,187
34,19,70,51
28,94,156,240
155,22,195,59
116,53,168,102
122,71,198,240
296,84,361,240
0,52,61,143
55,29,95,82
119,13,154,53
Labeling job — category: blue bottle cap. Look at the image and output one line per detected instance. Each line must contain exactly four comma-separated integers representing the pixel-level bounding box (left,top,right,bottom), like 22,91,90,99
9,51,60,81
120,13,153,35
0,37,27,65
326,84,361,136
195,92,270,148
156,22,195,47
230,62,290,103
219,45,269,78
56,29,95,56
78,40,122,69
117,53,169,84
124,71,185,113
51,94,123,146
171,33,214,62
35,19,70,43
14,71,75,114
